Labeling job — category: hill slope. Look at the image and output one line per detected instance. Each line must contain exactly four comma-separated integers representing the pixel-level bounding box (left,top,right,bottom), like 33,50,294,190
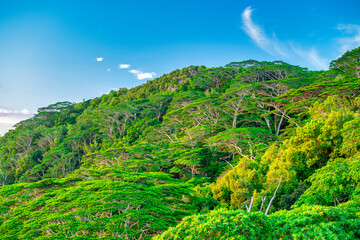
0,47,359,239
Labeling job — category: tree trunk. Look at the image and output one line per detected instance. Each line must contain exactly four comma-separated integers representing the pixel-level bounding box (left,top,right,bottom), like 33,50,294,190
265,177,282,215
246,196,254,212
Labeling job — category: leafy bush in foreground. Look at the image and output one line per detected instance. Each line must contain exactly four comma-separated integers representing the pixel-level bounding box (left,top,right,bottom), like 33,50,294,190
155,204,360,240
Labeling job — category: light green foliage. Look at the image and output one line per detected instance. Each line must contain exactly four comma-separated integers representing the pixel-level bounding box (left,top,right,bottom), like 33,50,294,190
259,96,360,204
211,157,261,207
289,96,360,207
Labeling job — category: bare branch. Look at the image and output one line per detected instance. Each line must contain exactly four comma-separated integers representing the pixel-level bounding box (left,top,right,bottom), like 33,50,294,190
265,177,282,215
245,196,254,212
260,196,267,212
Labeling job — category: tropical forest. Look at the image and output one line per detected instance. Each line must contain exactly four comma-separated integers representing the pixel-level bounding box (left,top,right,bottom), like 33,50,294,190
0,46,360,239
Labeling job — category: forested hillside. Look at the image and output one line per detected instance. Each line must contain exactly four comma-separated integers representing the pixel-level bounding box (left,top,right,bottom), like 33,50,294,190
0,47,359,239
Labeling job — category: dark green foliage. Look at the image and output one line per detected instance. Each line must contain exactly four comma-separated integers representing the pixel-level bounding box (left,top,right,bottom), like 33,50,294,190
279,182,308,210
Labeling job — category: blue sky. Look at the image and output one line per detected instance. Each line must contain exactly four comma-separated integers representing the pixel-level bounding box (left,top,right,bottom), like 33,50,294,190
0,0,359,134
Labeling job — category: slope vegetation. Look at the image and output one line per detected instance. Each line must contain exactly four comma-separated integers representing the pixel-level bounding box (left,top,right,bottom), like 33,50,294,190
0,47,359,239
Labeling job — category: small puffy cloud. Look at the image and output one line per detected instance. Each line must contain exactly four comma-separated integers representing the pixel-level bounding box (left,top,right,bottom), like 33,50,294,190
129,70,156,80
20,109,31,115
96,57,104,62
336,24,360,54
119,64,131,69
107,68,111,72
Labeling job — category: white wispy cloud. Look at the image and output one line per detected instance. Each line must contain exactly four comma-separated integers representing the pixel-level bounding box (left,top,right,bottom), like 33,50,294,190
241,6,287,57
241,6,329,70
119,64,131,69
107,68,111,72
96,57,104,62
336,24,360,54
129,70,156,80
291,46,328,70
242,7,269,50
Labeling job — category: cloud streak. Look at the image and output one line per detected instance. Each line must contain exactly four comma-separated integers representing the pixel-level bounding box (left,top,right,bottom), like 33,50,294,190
129,70,156,80
241,6,287,57
336,24,360,55
241,6,329,70
291,46,328,70
242,7,269,50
